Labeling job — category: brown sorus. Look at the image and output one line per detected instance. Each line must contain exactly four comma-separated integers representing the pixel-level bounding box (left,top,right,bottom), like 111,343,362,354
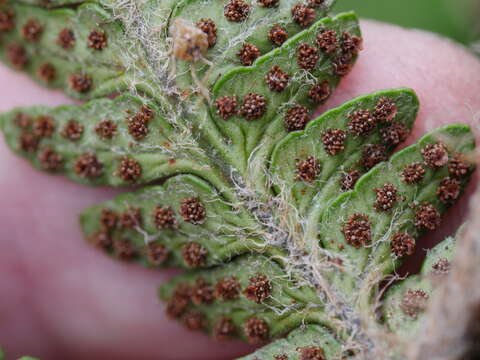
191,278,215,305
414,203,441,231
127,112,150,140
99,208,118,230
296,156,320,183
321,128,346,155
400,289,429,319
284,104,310,132
341,31,363,56
183,311,206,331
224,0,250,22
33,115,55,138
146,242,169,266
153,205,177,230
297,346,326,360
243,274,272,304
38,147,63,171
448,154,470,178
6,43,28,69
181,241,208,268
180,197,207,224
113,238,137,260
215,95,238,120
240,93,267,120
74,153,104,178
196,18,217,48
87,29,108,50
307,0,325,7
347,109,375,137
436,177,460,204
214,317,236,341
37,63,56,83
119,207,142,228
342,213,371,248
69,73,93,93
401,162,425,184
61,120,83,141
13,113,32,129
332,53,353,76
265,65,290,92
380,122,409,147
274,355,288,360
21,19,43,42
244,317,269,344
373,183,399,212
391,233,415,258
166,283,192,318
431,258,451,275
297,42,318,71
373,97,397,123
308,80,330,103
90,230,112,249
258,0,279,7
215,277,241,301
19,132,38,153
316,29,338,54
95,120,117,140
237,42,260,66
268,24,288,46
117,156,142,182
340,169,360,191
57,28,75,49
362,144,387,170
0,8,15,32
421,143,448,168
291,3,315,28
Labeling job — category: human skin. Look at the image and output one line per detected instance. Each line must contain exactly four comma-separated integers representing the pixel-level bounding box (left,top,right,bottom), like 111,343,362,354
0,20,479,360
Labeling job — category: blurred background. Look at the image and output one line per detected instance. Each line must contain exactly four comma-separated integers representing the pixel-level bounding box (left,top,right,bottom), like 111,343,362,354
333,0,480,50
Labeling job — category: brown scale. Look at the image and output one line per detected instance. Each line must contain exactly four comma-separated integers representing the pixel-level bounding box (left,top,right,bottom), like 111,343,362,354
284,104,310,132
196,18,217,48
61,120,83,141
117,156,142,183
401,162,425,184
258,0,279,7
38,147,63,171
191,278,215,305
243,274,271,304
153,205,177,230
297,346,326,360
182,311,206,331
19,132,38,153
361,143,387,170
421,143,448,168
373,183,399,212
0,8,15,32
295,156,320,183
6,43,28,69
436,177,460,204
391,232,415,258
380,122,409,147
296,42,318,71
90,230,112,249
291,3,315,28
21,19,43,42
240,93,267,120
69,73,93,93
340,169,360,191
215,96,238,120
146,242,169,266
308,80,330,104
113,238,137,260
224,0,250,22
342,213,371,248
99,209,118,230
13,113,32,129
87,29,108,50
414,203,441,231
244,317,269,344
57,28,75,50
180,197,207,224
316,29,338,54
213,317,236,341
181,241,208,268
373,97,398,123
214,277,240,301
265,66,290,92
119,207,142,229
33,115,55,138
268,24,288,46
166,283,192,319
448,154,470,179
95,120,117,140
400,289,429,319
237,42,260,66
347,109,376,137
74,153,104,178
321,128,346,155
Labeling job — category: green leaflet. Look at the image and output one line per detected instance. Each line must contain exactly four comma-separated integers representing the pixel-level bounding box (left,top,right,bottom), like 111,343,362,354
208,12,360,177
80,174,260,268
237,324,341,359
319,124,475,297
159,254,328,342
383,235,456,343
